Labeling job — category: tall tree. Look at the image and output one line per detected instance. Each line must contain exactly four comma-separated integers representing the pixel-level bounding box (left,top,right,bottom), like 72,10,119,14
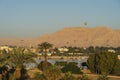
9,48,37,80
38,42,53,71
87,52,120,75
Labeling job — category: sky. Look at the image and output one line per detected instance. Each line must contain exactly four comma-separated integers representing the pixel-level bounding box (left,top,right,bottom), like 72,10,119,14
0,0,120,38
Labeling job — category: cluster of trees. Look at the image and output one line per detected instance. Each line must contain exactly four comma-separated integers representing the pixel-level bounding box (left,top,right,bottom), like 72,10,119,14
0,48,37,80
52,46,120,56
0,41,120,80
87,52,120,75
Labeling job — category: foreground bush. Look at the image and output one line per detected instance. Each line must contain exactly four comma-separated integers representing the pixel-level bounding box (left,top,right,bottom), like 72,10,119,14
33,72,46,80
45,65,62,80
37,61,52,71
61,62,83,74
34,65,62,80
111,60,120,76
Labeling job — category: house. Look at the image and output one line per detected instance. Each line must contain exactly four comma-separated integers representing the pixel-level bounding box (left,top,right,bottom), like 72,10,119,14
108,49,116,53
30,48,37,53
58,47,69,53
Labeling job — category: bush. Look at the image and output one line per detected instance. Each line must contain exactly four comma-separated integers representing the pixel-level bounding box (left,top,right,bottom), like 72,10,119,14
61,63,82,74
111,60,120,76
33,72,46,80
45,65,62,80
38,61,52,71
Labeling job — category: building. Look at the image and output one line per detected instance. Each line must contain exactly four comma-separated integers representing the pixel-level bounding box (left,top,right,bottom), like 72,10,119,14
58,47,69,53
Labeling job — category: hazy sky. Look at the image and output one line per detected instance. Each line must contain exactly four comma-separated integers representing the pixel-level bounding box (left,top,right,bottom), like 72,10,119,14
0,0,120,37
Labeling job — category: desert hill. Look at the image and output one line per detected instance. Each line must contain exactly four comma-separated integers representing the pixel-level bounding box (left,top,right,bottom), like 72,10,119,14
34,27,120,47
0,27,120,47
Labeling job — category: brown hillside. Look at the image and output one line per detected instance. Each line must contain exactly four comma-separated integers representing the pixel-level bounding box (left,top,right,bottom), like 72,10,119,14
0,27,120,47
34,27,120,47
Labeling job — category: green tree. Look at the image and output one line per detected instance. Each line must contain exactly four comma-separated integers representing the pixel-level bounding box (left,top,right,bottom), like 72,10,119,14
0,53,10,67
38,61,52,71
87,52,119,75
33,72,46,80
9,48,37,80
38,42,53,72
45,65,62,80
111,60,120,75
61,62,82,74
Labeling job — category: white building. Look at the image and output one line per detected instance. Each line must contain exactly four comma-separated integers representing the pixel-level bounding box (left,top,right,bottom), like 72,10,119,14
108,49,116,53
58,47,69,53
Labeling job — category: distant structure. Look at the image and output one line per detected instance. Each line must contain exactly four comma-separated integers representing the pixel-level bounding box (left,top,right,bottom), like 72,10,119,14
84,22,87,26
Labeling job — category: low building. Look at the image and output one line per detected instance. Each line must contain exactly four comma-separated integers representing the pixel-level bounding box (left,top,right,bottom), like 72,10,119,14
108,49,116,53
58,47,69,53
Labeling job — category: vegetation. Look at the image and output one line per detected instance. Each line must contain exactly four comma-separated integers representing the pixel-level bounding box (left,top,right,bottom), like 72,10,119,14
0,48,37,80
61,62,82,74
33,72,46,80
60,72,77,80
87,51,120,75
97,73,109,80
45,65,62,80
80,74,91,80
38,42,53,72
38,61,52,71
0,53,10,67
111,60,120,76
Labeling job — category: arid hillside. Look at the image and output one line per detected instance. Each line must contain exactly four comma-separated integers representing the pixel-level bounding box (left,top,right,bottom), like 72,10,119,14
0,27,120,47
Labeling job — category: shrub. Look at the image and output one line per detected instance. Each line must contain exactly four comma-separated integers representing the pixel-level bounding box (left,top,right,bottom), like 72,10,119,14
61,63,82,74
33,72,46,80
111,60,120,76
37,61,52,71
45,65,62,80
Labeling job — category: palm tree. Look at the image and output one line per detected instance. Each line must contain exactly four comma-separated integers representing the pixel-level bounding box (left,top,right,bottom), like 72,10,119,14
38,42,53,71
0,52,10,80
8,48,37,80
0,53,9,67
